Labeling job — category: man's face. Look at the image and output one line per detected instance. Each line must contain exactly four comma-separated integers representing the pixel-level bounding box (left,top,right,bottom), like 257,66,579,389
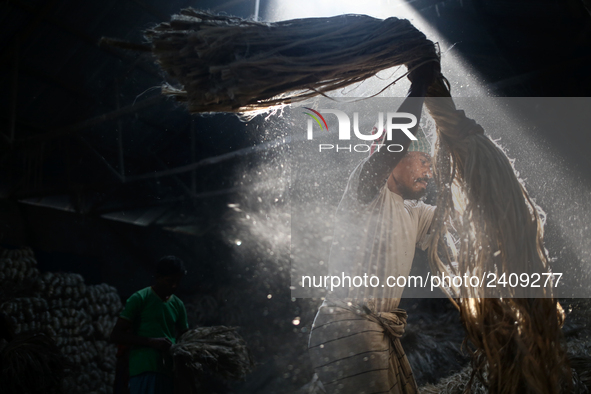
391,152,432,200
157,273,184,297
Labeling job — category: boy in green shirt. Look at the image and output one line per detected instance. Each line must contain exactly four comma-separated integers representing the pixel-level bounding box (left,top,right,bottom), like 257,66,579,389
111,256,189,394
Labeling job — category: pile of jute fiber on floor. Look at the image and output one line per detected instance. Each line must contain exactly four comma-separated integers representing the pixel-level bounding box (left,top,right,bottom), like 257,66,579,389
136,10,570,393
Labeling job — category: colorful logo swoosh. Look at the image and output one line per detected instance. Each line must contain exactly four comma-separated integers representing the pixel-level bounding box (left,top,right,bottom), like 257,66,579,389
303,107,328,131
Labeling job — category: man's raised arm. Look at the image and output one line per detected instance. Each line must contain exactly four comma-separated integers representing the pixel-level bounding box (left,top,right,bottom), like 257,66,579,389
358,62,440,203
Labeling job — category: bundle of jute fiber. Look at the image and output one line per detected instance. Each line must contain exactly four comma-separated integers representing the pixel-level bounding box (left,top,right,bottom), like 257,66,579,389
171,326,254,381
142,9,438,114
140,10,570,393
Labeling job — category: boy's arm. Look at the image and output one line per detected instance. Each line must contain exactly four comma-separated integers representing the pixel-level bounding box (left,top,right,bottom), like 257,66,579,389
110,317,172,352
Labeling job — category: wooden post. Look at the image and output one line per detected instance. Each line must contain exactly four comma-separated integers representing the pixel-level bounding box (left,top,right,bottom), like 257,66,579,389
190,119,196,194
9,42,19,145
115,79,125,181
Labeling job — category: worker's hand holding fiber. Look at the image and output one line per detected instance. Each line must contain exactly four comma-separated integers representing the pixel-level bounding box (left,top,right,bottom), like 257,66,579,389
149,337,172,352
407,60,441,89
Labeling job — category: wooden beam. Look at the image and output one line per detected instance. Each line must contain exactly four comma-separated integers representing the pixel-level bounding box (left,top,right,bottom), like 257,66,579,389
20,64,94,102
190,120,196,194
153,155,192,196
9,42,18,144
94,186,241,215
77,136,125,182
115,80,126,181
18,65,178,141
12,133,289,200
123,136,290,183
23,95,164,143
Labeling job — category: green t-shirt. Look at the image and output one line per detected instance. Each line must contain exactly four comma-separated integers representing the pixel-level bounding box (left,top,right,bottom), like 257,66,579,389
120,286,189,377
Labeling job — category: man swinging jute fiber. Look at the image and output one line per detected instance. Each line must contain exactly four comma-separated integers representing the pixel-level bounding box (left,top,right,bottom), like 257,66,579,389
307,62,440,394
114,9,572,393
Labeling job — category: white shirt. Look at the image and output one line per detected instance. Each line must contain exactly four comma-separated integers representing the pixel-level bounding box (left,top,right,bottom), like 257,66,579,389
328,159,435,312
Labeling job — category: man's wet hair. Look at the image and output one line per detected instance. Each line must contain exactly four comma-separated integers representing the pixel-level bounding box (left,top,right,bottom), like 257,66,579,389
156,255,187,277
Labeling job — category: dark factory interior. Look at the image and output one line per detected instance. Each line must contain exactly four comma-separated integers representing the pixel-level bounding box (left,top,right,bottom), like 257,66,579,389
1,0,591,393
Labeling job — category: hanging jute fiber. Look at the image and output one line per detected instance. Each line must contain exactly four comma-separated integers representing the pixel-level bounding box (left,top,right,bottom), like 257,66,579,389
140,9,571,393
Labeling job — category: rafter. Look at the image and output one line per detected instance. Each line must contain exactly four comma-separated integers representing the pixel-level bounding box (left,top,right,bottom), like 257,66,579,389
124,136,290,183
23,95,164,143
17,65,179,144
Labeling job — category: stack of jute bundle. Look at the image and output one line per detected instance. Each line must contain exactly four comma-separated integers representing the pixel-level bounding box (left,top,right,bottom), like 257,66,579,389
0,247,122,394
139,10,570,393
0,248,41,298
